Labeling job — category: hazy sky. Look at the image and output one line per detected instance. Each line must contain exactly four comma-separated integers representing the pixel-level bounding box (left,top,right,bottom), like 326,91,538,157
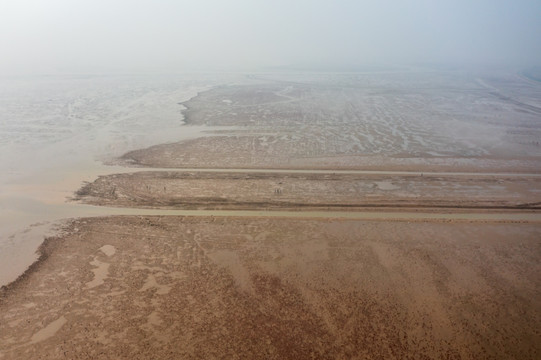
1,0,540,74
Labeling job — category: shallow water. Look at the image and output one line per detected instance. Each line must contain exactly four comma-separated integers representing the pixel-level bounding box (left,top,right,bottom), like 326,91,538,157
4,196,541,286
53,205,541,222
0,74,230,286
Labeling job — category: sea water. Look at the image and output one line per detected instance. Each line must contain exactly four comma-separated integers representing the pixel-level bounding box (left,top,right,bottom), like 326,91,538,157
0,73,221,286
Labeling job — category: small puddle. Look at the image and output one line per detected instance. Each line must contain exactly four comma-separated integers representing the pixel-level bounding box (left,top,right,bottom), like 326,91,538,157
29,316,67,344
375,181,400,190
86,258,110,289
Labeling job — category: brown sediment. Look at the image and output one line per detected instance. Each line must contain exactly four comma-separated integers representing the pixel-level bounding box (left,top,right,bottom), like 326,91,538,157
72,170,541,211
116,78,541,173
118,135,541,173
3,72,541,359
1,216,540,359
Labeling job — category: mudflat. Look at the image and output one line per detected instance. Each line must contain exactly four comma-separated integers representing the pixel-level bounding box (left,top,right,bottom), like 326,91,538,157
117,72,541,173
1,216,540,359
73,170,541,210
2,70,541,359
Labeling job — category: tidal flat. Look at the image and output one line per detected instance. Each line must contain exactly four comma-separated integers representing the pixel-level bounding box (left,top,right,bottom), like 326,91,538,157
1,69,541,359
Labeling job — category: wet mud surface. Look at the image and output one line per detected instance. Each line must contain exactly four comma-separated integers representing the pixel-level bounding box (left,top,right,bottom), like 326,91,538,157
2,71,541,359
119,74,541,172
1,217,540,359
73,171,541,210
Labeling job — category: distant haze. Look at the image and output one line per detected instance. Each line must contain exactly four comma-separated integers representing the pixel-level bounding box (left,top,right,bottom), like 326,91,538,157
1,0,540,74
